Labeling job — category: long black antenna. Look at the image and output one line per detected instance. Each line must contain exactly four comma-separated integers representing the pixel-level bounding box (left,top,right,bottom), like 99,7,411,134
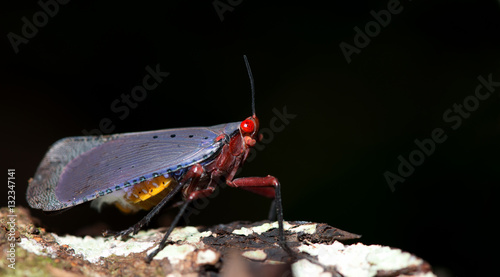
243,55,256,116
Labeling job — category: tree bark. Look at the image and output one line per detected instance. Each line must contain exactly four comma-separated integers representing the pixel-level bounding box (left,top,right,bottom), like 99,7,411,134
1,207,435,277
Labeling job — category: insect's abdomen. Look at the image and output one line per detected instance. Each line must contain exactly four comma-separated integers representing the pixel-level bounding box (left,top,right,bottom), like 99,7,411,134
91,175,177,213
125,175,176,211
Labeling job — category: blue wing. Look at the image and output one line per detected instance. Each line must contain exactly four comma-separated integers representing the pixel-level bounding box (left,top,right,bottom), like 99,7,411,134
27,122,241,211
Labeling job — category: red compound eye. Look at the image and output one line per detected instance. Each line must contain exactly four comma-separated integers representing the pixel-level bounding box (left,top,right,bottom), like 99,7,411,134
240,119,255,134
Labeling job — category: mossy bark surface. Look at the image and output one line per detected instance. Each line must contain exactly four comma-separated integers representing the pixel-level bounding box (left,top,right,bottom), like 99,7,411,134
1,207,434,277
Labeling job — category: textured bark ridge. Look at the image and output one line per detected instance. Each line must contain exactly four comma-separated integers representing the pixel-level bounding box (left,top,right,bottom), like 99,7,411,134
1,207,435,277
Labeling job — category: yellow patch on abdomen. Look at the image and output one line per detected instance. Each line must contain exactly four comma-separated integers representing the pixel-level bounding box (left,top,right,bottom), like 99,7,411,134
119,175,177,212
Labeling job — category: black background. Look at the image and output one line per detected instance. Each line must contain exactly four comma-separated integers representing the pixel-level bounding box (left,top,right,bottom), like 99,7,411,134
2,1,499,276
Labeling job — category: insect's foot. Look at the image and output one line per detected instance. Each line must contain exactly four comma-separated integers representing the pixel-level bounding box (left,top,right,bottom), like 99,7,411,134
145,240,174,263
278,240,329,272
103,227,135,238
102,230,115,237
132,224,142,235
279,241,296,258
145,252,154,263
118,228,135,238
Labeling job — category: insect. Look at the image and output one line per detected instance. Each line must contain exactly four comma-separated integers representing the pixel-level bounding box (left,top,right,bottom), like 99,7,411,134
26,56,291,262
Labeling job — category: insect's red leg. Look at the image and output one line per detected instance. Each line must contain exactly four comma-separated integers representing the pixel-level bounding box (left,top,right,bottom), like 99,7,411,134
227,177,277,220
181,164,203,184
181,164,204,197
238,187,276,198
227,176,279,218
228,175,278,188
228,176,280,198
182,163,220,200
187,187,215,200
227,176,294,256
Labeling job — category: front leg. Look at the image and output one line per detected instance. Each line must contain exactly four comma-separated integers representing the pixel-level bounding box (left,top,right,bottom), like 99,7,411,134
227,176,294,256
227,176,277,198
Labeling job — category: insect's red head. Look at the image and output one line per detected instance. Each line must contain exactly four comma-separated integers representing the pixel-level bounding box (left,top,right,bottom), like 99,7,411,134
240,115,259,147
